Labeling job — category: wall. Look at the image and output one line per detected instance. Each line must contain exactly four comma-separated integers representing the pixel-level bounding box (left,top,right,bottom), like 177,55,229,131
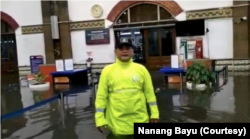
206,18,233,59
176,18,233,59
177,1,233,11
68,0,233,21
1,1,45,66
68,1,117,64
68,0,233,64
233,1,249,58
71,30,115,64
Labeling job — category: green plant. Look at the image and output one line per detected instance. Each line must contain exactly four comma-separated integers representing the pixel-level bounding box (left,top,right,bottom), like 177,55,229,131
33,71,47,84
185,62,215,86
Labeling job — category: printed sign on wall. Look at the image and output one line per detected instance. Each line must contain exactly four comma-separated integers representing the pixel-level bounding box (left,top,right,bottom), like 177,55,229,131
85,29,110,45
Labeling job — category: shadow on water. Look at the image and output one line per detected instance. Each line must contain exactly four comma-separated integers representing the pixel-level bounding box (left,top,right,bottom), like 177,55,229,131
1,72,250,139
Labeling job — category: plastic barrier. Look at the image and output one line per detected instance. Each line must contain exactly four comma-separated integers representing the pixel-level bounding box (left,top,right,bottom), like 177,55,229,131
0,86,90,139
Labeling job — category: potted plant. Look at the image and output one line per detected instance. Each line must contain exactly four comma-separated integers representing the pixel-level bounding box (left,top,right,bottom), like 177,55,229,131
86,57,93,68
185,62,215,90
28,71,50,91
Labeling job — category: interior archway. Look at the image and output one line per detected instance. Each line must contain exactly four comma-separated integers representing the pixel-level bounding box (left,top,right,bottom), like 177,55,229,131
113,3,177,70
107,1,183,22
115,3,174,24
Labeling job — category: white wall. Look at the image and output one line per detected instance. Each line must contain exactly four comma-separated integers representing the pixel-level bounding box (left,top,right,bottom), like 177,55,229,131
177,1,233,11
206,18,233,59
176,18,233,59
71,30,115,64
1,1,45,66
68,1,117,21
68,1,118,64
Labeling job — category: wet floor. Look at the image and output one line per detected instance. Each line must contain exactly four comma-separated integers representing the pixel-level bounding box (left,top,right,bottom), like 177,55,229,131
1,72,250,139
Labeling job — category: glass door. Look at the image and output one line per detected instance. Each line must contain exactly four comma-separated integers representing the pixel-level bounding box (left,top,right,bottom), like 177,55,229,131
1,34,18,74
144,29,161,70
144,28,175,70
160,28,175,67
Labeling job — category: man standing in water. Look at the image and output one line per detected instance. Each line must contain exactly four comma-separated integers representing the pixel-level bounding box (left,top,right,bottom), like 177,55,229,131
95,42,159,139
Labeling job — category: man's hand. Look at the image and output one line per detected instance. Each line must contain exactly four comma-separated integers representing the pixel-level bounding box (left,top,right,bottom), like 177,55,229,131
150,118,159,123
97,126,105,133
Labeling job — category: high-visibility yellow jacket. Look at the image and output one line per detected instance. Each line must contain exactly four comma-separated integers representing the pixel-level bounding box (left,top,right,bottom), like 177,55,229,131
95,58,159,135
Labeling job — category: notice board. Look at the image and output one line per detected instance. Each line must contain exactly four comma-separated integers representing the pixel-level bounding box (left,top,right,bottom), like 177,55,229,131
30,55,44,74
85,29,110,45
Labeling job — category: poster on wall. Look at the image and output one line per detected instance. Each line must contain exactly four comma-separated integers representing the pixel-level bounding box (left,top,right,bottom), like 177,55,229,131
180,39,187,59
30,55,44,74
186,39,196,59
85,29,110,45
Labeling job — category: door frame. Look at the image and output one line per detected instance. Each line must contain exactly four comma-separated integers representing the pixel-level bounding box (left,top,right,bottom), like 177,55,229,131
1,33,18,74
144,27,176,70
161,28,176,66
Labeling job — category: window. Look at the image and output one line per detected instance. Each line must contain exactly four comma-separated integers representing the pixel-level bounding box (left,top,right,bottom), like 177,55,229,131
160,7,173,20
116,10,128,24
1,20,13,34
130,4,157,22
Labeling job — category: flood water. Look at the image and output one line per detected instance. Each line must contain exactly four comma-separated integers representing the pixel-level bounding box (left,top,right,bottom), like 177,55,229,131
1,72,250,139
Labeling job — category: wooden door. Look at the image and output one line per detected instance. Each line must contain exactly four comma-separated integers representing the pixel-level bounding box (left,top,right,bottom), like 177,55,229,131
144,28,175,70
144,29,161,70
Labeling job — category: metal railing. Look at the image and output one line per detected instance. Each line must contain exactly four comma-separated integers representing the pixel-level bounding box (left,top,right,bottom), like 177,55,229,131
214,66,228,88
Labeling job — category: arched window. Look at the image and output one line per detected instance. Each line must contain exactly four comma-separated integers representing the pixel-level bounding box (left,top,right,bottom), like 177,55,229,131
115,4,174,24
113,4,176,70
1,20,17,72
1,20,14,34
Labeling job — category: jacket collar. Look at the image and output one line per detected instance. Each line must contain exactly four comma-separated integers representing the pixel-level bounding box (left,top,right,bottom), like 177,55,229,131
115,58,133,67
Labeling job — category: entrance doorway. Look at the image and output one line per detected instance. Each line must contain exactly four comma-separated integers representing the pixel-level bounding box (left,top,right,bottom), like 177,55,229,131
144,28,175,69
1,20,18,74
114,29,145,64
113,3,176,70
114,28,175,69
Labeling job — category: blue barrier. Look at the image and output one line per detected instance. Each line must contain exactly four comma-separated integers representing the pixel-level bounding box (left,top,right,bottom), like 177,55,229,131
1,86,90,121
1,95,59,121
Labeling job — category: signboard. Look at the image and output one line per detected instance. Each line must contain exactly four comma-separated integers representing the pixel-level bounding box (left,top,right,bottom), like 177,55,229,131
85,29,110,45
30,55,44,74
187,39,196,50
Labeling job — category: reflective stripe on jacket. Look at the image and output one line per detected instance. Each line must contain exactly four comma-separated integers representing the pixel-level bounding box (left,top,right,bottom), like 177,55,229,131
95,58,159,135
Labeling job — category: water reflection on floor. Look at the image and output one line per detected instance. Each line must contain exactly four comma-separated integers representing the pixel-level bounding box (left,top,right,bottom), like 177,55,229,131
1,73,250,139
